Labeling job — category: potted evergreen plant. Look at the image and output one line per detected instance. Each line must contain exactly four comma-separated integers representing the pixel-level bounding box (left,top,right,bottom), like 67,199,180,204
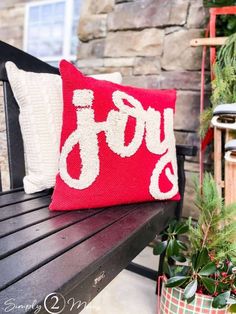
154,173,236,313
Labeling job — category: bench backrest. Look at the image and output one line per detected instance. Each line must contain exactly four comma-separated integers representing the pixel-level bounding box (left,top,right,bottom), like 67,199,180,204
0,41,59,189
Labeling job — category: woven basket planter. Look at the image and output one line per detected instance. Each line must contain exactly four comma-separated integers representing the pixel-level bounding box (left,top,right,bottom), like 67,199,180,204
160,283,229,314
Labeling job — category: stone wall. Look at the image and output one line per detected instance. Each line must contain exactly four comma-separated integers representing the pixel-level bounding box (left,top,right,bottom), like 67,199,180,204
77,0,208,217
0,0,37,49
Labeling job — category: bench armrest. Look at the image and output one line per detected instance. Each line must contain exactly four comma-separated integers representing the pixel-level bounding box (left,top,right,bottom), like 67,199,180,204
176,144,198,157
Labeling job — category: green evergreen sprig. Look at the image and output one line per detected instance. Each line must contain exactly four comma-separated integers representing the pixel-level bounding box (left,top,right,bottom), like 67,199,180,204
153,173,236,310
189,173,236,262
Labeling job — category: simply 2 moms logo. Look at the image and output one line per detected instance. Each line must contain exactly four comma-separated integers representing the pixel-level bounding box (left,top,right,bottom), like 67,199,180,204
2,293,94,313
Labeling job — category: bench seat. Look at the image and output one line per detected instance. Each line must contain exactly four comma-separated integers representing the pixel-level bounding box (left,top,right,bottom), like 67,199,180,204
0,188,177,314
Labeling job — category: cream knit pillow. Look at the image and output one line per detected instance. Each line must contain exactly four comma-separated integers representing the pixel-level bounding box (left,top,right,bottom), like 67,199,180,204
5,61,122,193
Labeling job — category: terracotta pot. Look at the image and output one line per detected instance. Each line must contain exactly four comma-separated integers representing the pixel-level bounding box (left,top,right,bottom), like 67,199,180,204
160,283,228,314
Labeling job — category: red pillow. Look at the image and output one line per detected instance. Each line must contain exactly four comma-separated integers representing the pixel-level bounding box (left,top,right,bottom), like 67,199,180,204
49,60,180,211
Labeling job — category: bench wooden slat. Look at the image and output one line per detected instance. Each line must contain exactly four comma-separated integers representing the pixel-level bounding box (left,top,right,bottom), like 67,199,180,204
0,201,176,314
0,189,50,208
0,195,51,222
0,207,63,238
0,209,104,259
0,204,137,291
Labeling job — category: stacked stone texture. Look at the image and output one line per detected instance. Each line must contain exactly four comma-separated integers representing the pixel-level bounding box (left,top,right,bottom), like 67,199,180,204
77,0,209,217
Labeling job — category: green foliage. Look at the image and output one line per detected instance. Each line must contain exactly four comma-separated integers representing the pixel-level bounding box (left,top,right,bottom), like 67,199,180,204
229,304,236,312
211,63,236,106
153,173,236,310
203,1,236,36
189,173,236,262
200,107,214,138
216,15,236,37
183,279,198,300
203,0,236,6
212,291,231,308
211,32,236,106
200,32,236,137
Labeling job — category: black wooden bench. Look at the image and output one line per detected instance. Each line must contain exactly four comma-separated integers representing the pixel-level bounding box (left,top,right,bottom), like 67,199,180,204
0,41,197,314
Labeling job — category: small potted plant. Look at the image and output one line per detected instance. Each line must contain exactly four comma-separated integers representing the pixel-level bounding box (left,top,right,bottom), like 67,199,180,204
154,173,236,313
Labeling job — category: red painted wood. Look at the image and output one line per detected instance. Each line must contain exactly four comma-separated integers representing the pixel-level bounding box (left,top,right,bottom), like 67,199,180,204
200,25,210,185
210,9,217,70
209,6,236,73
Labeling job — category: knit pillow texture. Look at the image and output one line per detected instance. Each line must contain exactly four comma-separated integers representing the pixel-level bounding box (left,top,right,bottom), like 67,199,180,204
5,61,122,194
49,60,180,211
